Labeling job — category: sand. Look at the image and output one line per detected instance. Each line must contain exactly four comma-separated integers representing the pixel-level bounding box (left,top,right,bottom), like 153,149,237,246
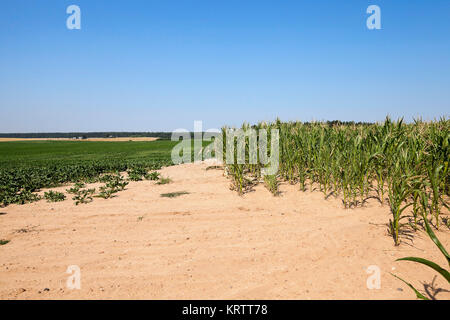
0,161,449,300
0,137,159,142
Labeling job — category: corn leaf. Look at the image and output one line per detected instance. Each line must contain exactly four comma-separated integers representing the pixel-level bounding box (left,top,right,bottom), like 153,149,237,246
422,214,450,266
396,257,450,283
390,273,429,300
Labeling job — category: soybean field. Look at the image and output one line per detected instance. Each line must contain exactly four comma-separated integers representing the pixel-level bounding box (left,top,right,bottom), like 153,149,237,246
0,140,177,206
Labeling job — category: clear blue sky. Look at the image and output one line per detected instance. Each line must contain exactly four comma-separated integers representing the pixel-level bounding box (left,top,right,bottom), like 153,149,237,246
0,0,449,132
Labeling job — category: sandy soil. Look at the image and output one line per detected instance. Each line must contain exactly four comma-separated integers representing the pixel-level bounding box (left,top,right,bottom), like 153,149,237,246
0,137,159,142
0,162,449,300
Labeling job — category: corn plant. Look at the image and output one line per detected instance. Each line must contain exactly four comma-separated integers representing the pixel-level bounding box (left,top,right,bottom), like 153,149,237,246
222,117,449,245
264,174,280,196
392,213,450,299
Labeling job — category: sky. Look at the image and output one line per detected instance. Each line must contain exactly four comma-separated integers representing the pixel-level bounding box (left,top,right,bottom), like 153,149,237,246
0,0,449,133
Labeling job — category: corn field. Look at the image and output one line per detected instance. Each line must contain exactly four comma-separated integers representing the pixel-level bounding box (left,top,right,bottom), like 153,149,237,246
223,117,449,245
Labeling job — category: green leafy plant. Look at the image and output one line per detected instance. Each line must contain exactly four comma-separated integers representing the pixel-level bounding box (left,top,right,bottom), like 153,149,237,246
264,174,280,196
95,186,117,199
105,175,128,191
72,188,96,205
127,167,148,181
66,182,86,194
95,174,129,199
145,171,160,181
392,214,450,300
387,173,416,246
44,190,66,202
127,172,143,181
0,239,10,246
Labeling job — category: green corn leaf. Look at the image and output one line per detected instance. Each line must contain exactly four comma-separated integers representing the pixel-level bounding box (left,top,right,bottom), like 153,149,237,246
390,273,429,300
422,213,450,266
398,202,413,215
396,257,450,283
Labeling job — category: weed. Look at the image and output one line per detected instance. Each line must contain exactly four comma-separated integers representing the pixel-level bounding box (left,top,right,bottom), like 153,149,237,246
157,176,172,185
160,191,189,198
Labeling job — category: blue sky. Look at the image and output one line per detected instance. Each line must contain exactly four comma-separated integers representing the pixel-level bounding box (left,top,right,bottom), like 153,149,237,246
0,0,449,132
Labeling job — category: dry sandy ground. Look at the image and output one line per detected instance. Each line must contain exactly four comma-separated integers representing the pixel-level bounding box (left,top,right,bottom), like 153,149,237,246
0,137,159,142
0,162,449,300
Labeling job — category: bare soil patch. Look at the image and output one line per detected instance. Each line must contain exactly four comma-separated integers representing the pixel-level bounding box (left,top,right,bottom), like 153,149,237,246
0,162,448,299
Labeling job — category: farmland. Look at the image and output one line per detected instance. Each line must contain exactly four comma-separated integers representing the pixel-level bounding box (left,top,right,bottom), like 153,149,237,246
0,139,177,165
224,118,449,245
0,140,177,206
0,119,449,299
1,118,449,247
1,158,449,299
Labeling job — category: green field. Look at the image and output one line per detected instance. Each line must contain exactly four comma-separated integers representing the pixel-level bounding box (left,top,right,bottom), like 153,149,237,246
0,140,187,206
0,140,177,166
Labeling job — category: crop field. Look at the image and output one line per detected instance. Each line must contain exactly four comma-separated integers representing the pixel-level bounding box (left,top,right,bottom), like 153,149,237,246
0,140,178,206
0,140,177,165
225,118,449,245
2,119,449,246
2,118,449,244
1,119,449,300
